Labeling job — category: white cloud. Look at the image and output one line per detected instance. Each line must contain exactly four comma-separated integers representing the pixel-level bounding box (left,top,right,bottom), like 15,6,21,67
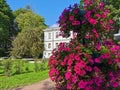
50,23,59,28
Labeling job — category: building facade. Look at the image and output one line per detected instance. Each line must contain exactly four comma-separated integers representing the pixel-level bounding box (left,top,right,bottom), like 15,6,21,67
43,27,73,58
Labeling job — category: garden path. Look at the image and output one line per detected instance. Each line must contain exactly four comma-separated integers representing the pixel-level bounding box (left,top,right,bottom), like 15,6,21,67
15,78,55,90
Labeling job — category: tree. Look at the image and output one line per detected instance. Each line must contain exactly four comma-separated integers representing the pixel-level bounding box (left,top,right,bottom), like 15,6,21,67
13,8,26,18
0,0,15,56
15,9,46,32
14,6,45,31
13,5,31,18
13,5,33,33
10,28,45,72
10,8,46,58
10,29,44,58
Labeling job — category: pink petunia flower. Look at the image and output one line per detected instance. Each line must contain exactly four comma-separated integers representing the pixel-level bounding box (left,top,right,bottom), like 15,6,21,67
79,60,86,68
102,13,106,18
69,16,74,21
85,86,94,90
99,2,104,9
79,69,86,76
72,75,78,83
67,83,72,89
72,20,80,25
88,18,97,25
88,58,94,64
65,71,72,80
95,14,101,18
78,80,87,89
51,59,57,65
112,82,119,88
85,66,92,72
92,28,97,33
92,28,99,38
95,58,100,63
85,10,91,18
61,61,66,66
68,59,73,66
74,55,80,61
96,42,101,50
109,19,113,24
94,77,102,86
85,33,91,39
94,66,99,72
73,8,79,14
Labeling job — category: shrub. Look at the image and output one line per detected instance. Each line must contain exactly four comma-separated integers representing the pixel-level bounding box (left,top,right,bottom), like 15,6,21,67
39,60,48,71
49,0,120,90
13,59,25,74
34,59,39,72
3,59,12,76
3,59,28,75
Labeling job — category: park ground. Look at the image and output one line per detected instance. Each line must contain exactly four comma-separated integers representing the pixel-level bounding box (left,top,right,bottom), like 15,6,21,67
15,78,55,90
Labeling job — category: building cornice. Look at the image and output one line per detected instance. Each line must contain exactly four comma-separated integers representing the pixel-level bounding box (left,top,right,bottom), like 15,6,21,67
44,27,60,31
44,38,71,42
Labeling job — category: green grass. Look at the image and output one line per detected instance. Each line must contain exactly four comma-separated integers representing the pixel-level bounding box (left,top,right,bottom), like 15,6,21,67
0,70,49,90
0,59,49,90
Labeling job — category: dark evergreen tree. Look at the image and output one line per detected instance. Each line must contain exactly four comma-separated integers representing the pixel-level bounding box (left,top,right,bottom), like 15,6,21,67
0,0,15,56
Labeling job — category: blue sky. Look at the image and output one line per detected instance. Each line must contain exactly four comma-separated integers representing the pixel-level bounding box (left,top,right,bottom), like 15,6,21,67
6,0,80,27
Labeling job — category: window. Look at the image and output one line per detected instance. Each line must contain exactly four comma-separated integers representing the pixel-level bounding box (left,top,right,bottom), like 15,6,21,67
56,43,58,48
48,53,51,56
48,33,51,39
48,43,51,48
56,32,59,38
44,44,47,48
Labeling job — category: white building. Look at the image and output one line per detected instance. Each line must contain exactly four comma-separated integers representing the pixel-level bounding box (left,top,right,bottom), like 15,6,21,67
43,27,73,58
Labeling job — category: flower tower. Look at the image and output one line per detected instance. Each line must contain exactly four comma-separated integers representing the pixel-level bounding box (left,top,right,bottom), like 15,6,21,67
48,0,120,90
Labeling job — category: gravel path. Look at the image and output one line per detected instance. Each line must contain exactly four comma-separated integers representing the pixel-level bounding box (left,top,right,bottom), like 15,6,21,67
15,78,55,90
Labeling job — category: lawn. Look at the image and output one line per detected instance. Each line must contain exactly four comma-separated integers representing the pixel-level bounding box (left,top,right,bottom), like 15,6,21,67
0,59,49,90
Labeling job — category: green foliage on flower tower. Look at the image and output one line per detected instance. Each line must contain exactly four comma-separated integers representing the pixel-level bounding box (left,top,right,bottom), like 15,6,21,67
103,0,120,33
49,0,120,90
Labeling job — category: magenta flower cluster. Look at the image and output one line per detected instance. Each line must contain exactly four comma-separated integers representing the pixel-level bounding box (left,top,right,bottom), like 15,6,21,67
49,39,120,90
49,0,120,90
58,0,114,40
58,3,82,37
